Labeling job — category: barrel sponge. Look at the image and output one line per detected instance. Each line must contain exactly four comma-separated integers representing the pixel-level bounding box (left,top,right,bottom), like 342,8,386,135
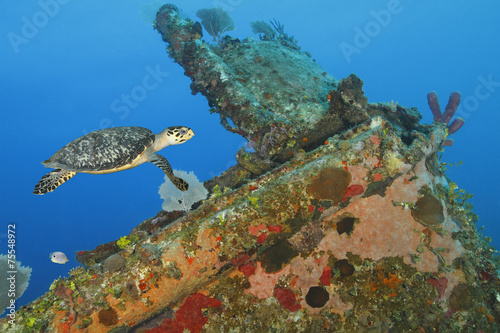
0,254,32,315
307,167,351,204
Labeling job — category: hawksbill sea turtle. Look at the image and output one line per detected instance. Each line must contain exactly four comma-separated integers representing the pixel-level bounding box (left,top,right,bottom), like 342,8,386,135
33,126,194,195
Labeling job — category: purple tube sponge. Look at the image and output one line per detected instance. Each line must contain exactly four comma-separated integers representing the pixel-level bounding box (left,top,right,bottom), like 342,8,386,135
448,117,464,135
426,91,465,146
442,91,461,123
427,91,442,122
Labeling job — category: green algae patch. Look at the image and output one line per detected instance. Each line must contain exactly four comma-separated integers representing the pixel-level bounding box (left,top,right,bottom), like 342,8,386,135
411,193,444,226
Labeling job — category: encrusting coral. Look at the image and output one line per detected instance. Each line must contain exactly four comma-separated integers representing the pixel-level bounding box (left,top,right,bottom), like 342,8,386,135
3,4,499,332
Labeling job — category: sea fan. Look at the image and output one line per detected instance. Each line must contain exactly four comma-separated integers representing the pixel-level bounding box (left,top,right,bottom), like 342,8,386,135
159,170,208,212
1,254,31,316
196,7,235,42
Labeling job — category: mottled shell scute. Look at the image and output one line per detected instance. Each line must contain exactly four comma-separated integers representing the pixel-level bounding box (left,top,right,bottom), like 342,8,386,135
43,127,155,171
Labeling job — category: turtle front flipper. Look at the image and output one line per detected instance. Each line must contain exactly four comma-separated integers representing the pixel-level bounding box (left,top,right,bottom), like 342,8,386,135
149,154,189,191
33,169,77,195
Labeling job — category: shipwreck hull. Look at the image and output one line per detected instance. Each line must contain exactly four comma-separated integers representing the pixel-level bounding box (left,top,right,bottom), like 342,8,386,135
4,118,499,332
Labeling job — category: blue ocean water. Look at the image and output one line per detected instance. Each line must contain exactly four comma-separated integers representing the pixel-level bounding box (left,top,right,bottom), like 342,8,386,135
1,0,499,313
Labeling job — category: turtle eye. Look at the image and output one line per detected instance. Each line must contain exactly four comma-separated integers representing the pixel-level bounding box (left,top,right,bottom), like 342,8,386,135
179,128,188,136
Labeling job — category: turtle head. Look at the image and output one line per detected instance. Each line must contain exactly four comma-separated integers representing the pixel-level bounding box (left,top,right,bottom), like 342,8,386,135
154,126,195,151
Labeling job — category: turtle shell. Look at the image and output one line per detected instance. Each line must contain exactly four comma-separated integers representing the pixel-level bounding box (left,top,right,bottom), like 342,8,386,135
43,127,155,171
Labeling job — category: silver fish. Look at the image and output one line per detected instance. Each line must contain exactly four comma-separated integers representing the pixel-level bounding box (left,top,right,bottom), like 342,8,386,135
50,251,69,264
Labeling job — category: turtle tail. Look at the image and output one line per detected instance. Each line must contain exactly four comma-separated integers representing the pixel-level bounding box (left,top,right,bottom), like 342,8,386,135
33,169,77,195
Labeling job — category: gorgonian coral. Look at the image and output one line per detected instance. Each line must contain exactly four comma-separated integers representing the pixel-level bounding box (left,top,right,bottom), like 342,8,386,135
196,7,235,43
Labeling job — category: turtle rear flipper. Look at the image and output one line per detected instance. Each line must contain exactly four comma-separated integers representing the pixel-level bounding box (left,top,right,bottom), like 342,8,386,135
34,169,77,195
149,154,189,191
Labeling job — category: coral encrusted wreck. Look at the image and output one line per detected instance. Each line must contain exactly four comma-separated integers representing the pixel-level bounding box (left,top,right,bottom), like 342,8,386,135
3,4,500,332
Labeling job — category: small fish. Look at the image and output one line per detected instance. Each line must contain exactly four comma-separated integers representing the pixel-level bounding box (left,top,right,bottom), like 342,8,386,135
50,252,69,264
